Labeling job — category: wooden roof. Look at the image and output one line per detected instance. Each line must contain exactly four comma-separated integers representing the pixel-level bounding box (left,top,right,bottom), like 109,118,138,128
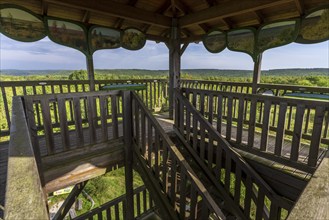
2,0,328,43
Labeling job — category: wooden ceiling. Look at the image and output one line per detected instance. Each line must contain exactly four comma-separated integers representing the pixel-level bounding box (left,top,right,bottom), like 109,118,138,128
2,0,328,43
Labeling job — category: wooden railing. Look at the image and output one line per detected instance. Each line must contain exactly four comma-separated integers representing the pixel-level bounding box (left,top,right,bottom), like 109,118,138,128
73,185,154,220
181,80,329,97
182,88,329,173
175,89,293,220
0,79,169,140
131,92,225,219
23,90,124,157
1,79,327,141
4,96,48,220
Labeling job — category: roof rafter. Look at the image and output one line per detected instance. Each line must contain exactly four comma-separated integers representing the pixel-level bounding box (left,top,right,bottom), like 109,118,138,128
44,0,172,28
294,0,304,15
179,0,292,27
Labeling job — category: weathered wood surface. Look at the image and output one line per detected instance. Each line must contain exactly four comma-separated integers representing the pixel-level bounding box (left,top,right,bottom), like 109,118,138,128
4,97,48,220
175,89,293,219
132,92,225,219
288,151,329,220
182,88,329,174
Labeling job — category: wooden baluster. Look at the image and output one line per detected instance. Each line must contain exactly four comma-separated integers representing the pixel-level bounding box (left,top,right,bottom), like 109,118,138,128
200,92,205,115
58,97,70,150
234,166,242,206
147,121,153,165
134,102,140,146
111,95,118,139
162,144,168,193
200,124,206,161
1,86,10,129
244,176,253,218
141,111,146,155
192,116,198,151
99,95,108,142
32,86,42,126
186,110,191,142
248,98,257,148
190,185,197,219
179,100,184,134
154,130,159,178
290,104,305,161
208,94,214,123
179,171,187,219
236,97,244,144
224,154,231,192
260,100,272,151
308,106,326,167
274,103,287,156
87,96,96,144
215,145,223,180
72,97,84,146
216,95,223,134
208,136,214,170
170,157,177,206
255,188,265,220
40,98,55,154
226,96,233,140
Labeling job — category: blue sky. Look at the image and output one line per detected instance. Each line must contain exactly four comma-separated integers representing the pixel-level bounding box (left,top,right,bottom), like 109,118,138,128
0,34,328,70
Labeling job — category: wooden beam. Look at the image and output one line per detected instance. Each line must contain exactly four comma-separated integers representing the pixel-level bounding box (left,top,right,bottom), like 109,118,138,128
179,0,291,27
82,10,90,23
288,152,329,220
123,91,134,220
169,18,181,119
5,97,49,220
294,0,304,15
42,0,48,15
180,43,189,56
253,11,264,24
86,56,95,91
45,0,172,28
252,53,262,94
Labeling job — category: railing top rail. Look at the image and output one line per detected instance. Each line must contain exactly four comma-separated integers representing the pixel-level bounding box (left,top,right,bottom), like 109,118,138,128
132,91,225,218
175,89,292,209
22,90,122,101
0,79,168,87
5,96,48,219
183,88,329,108
181,79,252,86
258,83,329,93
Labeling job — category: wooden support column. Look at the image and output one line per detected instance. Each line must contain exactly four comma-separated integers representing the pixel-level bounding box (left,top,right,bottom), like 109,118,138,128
252,53,262,94
169,18,181,119
86,56,95,91
123,91,134,220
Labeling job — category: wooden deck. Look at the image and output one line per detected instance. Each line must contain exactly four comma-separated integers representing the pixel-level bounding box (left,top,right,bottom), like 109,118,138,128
0,112,327,217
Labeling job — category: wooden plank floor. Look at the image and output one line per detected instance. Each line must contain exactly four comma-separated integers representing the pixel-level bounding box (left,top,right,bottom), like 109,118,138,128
0,113,327,218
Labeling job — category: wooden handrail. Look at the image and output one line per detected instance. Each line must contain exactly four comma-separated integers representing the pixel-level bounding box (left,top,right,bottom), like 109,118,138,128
0,79,169,140
131,91,225,219
72,185,153,220
182,88,329,171
175,88,293,219
5,96,48,220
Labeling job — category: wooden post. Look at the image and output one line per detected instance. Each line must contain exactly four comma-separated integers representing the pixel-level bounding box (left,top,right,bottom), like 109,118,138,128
86,56,95,91
252,53,262,94
123,91,134,220
169,18,181,119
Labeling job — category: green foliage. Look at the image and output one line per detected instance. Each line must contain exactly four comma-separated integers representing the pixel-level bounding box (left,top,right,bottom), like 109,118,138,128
68,70,88,80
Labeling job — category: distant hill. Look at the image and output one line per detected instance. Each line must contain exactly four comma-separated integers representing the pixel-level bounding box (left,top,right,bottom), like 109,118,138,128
0,68,328,77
